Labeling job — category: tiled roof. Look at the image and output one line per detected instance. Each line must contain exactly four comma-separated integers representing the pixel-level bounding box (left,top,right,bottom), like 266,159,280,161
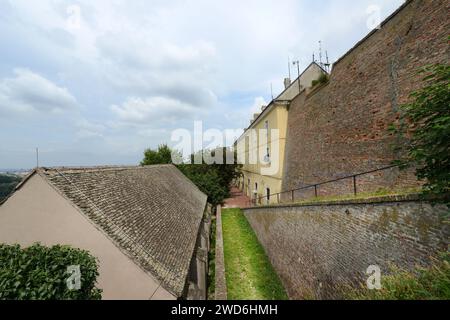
38,165,207,297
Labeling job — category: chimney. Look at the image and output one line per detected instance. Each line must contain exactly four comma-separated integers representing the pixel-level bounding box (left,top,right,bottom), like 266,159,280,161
261,105,266,112
284,78,292,89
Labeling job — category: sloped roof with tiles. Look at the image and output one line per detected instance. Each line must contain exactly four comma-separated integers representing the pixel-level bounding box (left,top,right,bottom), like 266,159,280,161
35,164,207,297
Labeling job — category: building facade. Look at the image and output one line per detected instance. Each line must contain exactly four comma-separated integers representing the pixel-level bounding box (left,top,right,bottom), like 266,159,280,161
237,63,326,204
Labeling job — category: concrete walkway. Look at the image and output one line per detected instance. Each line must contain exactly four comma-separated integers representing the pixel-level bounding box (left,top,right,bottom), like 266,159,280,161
223,187,251,209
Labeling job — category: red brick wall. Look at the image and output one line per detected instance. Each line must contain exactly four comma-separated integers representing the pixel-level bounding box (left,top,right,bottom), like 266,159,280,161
244,197,449,299
282,0,449,195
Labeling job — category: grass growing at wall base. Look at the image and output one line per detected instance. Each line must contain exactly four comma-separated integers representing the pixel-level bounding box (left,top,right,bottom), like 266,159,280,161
221,208,288,300
345,253,450,300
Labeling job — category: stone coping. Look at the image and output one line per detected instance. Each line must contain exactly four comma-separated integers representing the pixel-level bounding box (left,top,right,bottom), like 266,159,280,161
214,205,227,300
244,193,428,210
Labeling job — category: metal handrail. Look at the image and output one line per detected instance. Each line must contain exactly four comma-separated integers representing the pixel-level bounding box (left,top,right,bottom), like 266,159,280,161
245,164,403,207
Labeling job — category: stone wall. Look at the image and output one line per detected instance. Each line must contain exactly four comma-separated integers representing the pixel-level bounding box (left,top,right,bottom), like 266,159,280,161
243,196,449,299
282,0,449,194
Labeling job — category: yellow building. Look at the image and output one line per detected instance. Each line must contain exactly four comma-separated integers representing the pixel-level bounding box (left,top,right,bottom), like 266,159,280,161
237,62,326,204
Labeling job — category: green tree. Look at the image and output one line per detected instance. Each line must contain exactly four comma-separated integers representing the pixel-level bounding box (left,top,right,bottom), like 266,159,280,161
0,174,22,202
140,144,176,166
178,147,241,206
179,167,229,206
392,64,450,201
140,145,241,206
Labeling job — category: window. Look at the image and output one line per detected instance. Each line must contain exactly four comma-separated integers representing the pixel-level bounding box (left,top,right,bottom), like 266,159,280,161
254,182,259,203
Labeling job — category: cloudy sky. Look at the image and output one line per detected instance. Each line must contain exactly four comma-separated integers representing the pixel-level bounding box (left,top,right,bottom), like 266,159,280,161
0,0,404,169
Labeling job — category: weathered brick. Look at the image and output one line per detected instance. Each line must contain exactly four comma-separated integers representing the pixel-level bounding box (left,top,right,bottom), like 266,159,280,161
244,198,449,299
282,0,449,195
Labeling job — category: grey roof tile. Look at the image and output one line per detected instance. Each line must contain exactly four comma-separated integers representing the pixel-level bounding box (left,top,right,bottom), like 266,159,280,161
38,164,207,297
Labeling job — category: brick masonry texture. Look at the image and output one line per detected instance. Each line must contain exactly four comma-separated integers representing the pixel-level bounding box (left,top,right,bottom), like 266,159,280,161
282,0,450,196
243,197,449,299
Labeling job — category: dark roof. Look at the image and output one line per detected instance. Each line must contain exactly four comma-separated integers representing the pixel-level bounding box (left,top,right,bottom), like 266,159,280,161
38,164,207,297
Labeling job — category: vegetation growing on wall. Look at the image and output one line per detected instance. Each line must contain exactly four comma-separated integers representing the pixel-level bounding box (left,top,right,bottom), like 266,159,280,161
347,253,450,300
0,243,102,300
391,63,450,203
367,63,450,301
311,73,329,87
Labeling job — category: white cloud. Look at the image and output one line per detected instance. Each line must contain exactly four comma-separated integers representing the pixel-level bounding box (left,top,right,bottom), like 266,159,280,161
0,69,78,115
75,119,105,139
222,96,268,129
0,0,407,168
111,96,202,124
250,97,268,116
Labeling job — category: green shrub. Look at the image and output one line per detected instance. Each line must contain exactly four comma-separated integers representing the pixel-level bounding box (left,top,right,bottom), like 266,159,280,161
312,73,329,87
0,243,102,300
347,253,450,300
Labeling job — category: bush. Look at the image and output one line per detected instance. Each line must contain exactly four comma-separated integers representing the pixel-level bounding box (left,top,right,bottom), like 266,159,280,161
0,243,102,300
347,253,450,300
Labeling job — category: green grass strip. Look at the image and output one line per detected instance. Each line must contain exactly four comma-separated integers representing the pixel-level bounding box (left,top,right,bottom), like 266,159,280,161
221,208,288,300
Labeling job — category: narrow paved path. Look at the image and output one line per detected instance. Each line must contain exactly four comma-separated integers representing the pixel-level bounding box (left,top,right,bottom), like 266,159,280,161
223,187,251,209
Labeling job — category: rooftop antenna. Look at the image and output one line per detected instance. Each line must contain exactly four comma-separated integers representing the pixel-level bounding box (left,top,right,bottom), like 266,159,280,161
36,147,39,168
319,40,323,69
312,53,315,63
292,60,301,92
270,83,274,100
288,56,291,80
325,50,331,73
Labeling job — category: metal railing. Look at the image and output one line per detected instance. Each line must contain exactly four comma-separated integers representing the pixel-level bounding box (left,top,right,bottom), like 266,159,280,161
244,164,403,207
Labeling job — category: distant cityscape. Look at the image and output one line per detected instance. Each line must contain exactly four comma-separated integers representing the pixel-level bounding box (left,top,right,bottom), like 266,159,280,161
0,169,31,176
